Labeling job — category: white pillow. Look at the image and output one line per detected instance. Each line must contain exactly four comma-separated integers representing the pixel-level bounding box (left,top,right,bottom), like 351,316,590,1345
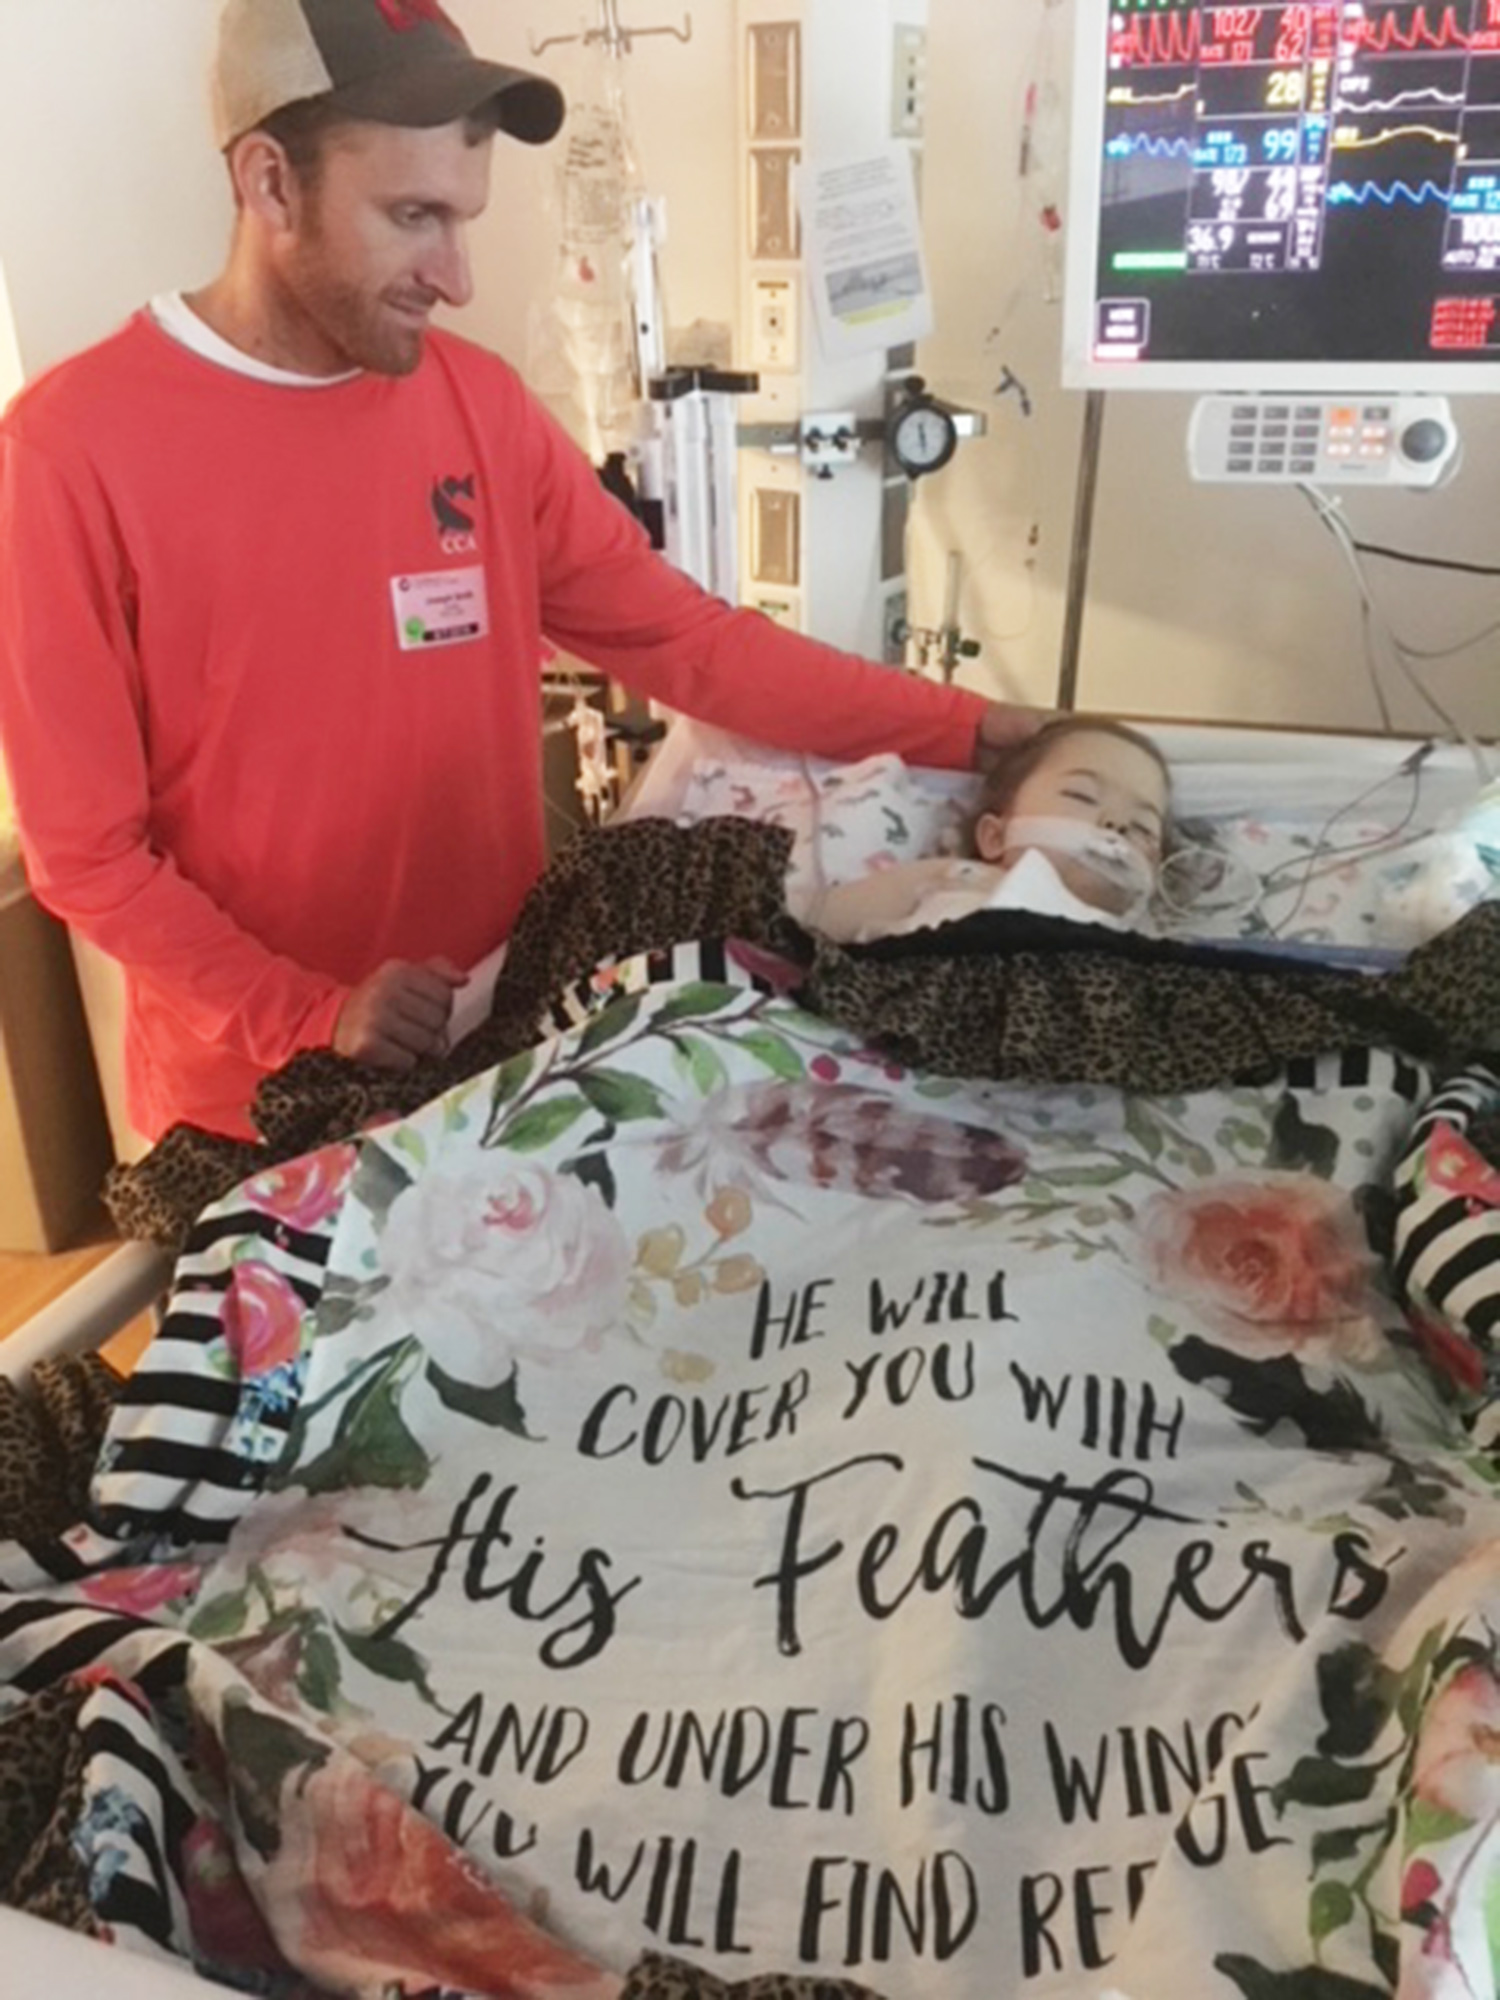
677,749,980,899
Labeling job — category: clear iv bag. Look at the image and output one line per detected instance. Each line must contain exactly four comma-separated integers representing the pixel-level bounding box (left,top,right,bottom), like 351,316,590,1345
527,40,667,463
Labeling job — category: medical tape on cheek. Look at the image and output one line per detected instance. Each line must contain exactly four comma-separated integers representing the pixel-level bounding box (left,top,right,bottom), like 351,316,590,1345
998,814,1159,909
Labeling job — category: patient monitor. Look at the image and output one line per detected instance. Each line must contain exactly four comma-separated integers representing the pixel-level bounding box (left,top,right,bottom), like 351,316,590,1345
1060,0,1500,486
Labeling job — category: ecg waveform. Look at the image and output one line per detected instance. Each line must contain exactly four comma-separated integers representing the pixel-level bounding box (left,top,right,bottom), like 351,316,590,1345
1326,177,1452,205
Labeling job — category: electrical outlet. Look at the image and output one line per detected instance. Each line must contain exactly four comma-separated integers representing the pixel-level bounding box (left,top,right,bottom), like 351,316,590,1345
891,24,926,141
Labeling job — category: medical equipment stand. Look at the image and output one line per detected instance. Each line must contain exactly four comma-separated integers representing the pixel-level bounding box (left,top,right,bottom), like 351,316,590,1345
1057,388,1106,713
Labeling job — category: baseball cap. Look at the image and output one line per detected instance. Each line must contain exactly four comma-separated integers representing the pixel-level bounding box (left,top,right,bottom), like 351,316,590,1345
212,0,566,151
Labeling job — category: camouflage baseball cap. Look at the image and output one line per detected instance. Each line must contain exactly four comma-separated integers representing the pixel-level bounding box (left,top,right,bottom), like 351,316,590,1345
213,0,565,150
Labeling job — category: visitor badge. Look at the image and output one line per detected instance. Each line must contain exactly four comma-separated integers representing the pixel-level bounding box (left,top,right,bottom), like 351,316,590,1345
390,566,490,651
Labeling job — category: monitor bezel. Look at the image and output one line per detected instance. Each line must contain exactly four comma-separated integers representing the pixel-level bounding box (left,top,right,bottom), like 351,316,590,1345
1061,0,1500,394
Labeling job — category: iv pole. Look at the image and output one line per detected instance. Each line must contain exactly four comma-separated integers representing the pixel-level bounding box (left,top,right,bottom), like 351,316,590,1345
1056,388,1106,713
530,0,693,59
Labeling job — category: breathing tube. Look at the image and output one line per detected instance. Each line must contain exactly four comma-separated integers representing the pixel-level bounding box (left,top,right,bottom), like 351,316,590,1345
997,814,1159,922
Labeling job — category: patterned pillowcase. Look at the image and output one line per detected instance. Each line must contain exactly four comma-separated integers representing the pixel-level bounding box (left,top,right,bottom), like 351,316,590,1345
1164,812,1404,952
675,753,1488,958
678,753,979,897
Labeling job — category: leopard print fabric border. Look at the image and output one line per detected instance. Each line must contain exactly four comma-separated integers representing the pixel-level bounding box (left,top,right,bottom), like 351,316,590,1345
0,1354,122,1546
621,1952,887,2000
0,1683,98,1939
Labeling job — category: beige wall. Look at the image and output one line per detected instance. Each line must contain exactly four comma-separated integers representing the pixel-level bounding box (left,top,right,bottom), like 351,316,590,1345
0,2,1494,736
917,0,1500,732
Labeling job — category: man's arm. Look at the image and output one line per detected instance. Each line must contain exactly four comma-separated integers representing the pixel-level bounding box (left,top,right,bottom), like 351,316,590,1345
0,429,354,1071
522,397,1042,771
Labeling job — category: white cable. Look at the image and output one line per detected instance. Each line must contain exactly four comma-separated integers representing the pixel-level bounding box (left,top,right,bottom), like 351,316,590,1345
1300,485,1493,781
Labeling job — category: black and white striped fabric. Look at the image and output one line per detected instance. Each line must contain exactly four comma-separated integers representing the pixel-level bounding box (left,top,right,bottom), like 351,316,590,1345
1393,1063,1500,1371
87,1198,336,1559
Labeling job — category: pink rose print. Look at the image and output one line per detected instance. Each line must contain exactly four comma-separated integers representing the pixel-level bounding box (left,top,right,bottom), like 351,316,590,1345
1401,1859,1442,1918
242,1145,358,1234
223,1264,305,1377
1139,1174,1377,1359
382,1164,631,1383
1412,1663,1500,1822
79,1562,202,1618
268,1756,615,1996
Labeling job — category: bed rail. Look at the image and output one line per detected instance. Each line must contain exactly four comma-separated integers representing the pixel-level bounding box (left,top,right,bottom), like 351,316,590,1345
0,1241,172,1388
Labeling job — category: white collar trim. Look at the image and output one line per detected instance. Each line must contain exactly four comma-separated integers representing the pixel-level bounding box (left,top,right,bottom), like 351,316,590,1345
148,293,362,388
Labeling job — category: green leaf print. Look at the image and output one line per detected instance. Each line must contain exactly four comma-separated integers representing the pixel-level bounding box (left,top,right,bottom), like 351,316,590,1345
337,1622,440,1706
1035,1163,1134,1189
188,1587,254,1644
1308,1878,1356,1944
578,1069,667,1124
579,993,645,1054
316,1275,391,1337
497,1095,591,1154
295,1346,432,1496
736,1028,805,1081
297,1624,343,1712
651,983,736,1026
350,1145,414,1228
1124,1098,1166,1161
1404,1798,1474,1854
221,1696,332,1864
425,1358,537,1439
674,1034,728,1097
481,1050,538,1144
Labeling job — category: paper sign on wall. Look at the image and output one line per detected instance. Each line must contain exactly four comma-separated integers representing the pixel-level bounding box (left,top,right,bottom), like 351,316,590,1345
798,149,934,362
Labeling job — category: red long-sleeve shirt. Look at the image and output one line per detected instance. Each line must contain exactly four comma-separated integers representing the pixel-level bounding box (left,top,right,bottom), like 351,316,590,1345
0,314,984,1140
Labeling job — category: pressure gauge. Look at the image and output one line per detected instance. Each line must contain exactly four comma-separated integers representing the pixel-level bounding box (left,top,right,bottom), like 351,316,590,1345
889,390,960,480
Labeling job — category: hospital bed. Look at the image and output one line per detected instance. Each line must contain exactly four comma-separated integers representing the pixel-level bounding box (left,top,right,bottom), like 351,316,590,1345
3,716,1498,2000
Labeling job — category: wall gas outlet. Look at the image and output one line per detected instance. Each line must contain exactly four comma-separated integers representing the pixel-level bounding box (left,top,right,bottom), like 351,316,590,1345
751,275,799,372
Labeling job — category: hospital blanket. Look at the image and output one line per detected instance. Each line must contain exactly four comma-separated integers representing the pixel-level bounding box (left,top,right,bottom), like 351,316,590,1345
8,941,1500,1998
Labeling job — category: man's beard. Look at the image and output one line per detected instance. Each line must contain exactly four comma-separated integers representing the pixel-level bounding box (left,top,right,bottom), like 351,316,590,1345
284,241,428,378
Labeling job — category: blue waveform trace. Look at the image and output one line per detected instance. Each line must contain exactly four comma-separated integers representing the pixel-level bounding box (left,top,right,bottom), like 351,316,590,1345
1326,178,1451,207
1104,132,1195,162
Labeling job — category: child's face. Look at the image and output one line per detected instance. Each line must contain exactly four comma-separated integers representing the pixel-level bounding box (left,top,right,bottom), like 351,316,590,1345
975,729,1169,870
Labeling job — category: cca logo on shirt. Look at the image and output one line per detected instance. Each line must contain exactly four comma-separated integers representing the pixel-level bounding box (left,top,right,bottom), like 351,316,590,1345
431,473,480,559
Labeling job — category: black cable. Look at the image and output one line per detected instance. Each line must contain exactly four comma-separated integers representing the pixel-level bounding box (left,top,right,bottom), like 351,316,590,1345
1353,540,1500,580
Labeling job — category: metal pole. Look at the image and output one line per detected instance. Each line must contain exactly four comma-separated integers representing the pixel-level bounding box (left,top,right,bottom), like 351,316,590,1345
1057,389,1107,712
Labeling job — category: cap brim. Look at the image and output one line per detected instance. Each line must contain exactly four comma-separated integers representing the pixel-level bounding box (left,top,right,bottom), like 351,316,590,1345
330,57,565,145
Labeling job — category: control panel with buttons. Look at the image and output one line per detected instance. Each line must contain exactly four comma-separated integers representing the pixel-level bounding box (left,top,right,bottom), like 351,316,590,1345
1187,395,1460,489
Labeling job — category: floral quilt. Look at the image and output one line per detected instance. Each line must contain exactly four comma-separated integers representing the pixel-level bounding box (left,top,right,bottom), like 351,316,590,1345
7,953,1500,2000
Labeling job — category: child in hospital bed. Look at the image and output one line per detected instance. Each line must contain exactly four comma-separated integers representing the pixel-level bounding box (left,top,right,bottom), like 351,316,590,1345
793,716,1171,944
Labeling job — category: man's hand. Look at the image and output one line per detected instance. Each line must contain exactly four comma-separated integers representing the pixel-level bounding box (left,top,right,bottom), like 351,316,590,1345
334,958,465,1070
975,700,1053,769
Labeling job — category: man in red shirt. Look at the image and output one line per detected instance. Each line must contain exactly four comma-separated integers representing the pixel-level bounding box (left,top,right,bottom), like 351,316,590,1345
0,0,1038,1142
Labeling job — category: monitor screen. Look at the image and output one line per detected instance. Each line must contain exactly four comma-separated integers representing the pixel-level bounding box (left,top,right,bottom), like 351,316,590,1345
1062,0,1500,389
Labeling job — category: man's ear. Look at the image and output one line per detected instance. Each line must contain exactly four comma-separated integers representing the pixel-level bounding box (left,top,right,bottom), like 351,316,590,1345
228,132,301,233
974,811,1009,863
